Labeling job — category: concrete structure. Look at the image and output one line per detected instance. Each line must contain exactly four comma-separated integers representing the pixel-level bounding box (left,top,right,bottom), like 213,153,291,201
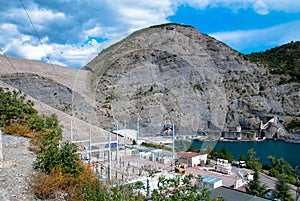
178,152,207,167
215,158,232,175
112,129,138,143
199,176,222,190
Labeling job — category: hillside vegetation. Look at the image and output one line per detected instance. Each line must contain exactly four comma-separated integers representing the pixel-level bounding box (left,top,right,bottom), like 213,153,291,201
244,41,300,83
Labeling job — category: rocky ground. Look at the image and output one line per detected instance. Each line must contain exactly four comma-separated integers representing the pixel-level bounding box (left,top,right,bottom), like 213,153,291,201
0,134,36,201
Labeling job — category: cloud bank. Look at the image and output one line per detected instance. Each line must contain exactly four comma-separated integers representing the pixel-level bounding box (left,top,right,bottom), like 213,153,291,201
0,0,300,67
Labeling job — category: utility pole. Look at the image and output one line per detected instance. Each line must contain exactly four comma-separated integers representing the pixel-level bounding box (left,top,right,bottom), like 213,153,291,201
172,124,175,173
0,130,3,169
137,116,139,141
108,130,112,182
89,127,91,164
116,120,119,167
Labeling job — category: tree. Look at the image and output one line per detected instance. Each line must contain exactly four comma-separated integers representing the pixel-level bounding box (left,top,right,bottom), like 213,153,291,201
267,155,296,184
219,147,234,162
208,147,234,162
246,148,262,171
245,171,267,197
33,129,81,175
273,175,293,201
0,88,37,127
239,154,246,161
151,174,222,201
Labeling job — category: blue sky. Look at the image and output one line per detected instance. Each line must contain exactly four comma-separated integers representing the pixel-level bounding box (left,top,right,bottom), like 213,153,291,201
1,0,300,68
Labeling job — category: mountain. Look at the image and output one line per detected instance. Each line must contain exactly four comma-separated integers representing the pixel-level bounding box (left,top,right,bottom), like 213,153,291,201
244,41,300,83
1,23,299,140
0,55,108,142
85,23,299,139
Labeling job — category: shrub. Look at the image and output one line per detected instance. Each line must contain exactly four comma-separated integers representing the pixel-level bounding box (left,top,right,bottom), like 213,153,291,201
3,124,34,138
0,88,37,127
33,129,81,175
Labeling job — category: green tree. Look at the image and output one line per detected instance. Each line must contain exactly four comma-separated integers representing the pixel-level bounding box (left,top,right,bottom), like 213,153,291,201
0,88,37,127
239,154,246,161
219,147,234,162
151,174,222,201
267,155,295,184
246,148,262,171
273,175,293,201
33,129,80,175
187,144,196,152
245,171,268,197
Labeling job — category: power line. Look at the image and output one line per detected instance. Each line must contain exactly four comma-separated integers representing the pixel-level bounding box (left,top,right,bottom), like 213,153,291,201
0,48,18,73
19,0,57,77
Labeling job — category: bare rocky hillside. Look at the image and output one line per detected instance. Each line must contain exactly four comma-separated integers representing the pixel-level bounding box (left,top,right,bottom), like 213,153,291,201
0,23,299,140
85,23,299,138
0,55,108,142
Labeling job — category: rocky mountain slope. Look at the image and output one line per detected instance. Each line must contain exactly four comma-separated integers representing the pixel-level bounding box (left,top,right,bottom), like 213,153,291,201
0,23,299,140
85,23,299,138
0,55,108,142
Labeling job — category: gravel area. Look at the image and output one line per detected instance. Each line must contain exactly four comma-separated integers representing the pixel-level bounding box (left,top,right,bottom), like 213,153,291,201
0,134,36,201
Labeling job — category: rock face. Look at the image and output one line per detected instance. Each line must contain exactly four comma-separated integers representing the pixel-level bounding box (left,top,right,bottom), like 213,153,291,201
85,23,299,138
0,73,94,123
0,23,298,139
0,55,109,142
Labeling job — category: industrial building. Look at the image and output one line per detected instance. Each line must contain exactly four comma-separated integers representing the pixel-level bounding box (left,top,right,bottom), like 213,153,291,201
198,176,223,190
177,151,207,167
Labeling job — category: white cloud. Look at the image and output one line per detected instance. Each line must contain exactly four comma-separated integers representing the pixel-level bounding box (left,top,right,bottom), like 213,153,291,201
210,20,300,53
1,0,300,67
176,0,300,14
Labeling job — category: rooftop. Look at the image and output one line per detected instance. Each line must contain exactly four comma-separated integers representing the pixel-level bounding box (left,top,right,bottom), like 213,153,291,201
211,186,271,201
202,176,222,184
179,151,201,158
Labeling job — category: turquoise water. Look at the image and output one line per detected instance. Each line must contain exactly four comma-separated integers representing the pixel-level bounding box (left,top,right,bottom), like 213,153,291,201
192,140,300,168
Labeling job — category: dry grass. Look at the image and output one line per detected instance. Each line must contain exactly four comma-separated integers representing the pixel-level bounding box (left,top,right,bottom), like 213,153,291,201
3,124,34,138
29,163,98,200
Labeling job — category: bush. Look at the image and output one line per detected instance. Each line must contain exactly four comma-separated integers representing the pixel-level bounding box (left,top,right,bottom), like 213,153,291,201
3,124,34,138
287,119,300,129
33,129,81,175
0,88,37,127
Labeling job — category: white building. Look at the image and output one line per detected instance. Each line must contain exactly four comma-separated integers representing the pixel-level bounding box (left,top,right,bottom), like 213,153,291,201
215,158,232,175
178,152,207,167
199,176,222,190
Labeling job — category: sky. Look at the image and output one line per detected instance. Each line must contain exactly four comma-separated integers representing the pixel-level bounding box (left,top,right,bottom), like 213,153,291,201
1,0,300,68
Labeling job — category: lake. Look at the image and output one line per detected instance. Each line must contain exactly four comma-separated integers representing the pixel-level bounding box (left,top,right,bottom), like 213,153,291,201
192,140,300,168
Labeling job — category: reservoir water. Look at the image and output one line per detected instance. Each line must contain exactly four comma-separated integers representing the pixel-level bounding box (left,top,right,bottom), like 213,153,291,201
192,140,300,168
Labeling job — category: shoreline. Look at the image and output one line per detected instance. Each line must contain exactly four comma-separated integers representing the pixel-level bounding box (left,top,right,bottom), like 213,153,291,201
194,137,300,144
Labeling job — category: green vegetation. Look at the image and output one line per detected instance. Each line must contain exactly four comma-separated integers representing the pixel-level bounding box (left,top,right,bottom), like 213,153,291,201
246,148,262,171
287,118,300,129
267,155,296,184
1,87,219,200
0,88,36,128
33,129,81,175
244,41,300,83
272,175,294,201
0,87,62,136
193,84,204,92
131,174,223,201
245,171,267,197
141,142,171,151
208,147,234,162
